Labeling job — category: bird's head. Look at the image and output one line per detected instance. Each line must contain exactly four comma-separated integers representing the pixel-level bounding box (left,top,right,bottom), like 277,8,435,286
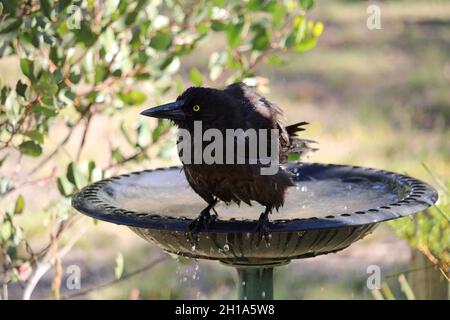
140,86,243,129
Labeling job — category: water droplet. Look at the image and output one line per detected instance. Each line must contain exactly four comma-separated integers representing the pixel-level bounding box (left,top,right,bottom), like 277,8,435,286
261,291,266,298
223,244,230,252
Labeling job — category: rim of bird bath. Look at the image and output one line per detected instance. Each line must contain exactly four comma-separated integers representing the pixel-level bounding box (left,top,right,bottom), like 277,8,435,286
71,162,438,300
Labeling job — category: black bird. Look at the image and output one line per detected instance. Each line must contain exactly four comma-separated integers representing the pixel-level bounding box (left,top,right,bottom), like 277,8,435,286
141,83,314,236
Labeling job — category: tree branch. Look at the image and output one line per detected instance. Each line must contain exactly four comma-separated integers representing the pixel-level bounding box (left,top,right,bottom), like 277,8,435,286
61,256,168,300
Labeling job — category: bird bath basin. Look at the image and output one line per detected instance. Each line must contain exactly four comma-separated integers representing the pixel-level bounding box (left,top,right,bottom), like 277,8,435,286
72,163,438,300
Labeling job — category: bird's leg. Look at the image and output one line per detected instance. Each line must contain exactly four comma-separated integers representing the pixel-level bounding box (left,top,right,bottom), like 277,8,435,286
188,198,218,238
255,206,271,241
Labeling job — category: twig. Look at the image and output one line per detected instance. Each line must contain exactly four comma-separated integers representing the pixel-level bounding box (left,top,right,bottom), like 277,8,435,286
22,224,89,300
384,264,438,279
61,256,168,300
27,118,83,176
421,162,447,193
0,166,57,198
76,113,93,161
103,147,144,171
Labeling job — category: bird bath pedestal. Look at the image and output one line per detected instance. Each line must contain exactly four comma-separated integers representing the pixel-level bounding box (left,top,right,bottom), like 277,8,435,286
72,163,437,300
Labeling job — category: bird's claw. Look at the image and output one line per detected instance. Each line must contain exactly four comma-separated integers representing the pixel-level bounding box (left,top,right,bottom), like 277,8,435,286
255,213,270,245
188,210,216,244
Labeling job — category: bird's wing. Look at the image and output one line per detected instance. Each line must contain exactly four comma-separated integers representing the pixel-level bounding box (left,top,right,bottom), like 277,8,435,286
224,83,317,163
225,82,291,157
224,82,286,131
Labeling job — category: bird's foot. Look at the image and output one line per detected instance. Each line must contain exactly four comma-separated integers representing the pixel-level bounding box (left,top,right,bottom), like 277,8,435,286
188,209,216,243
255,212,271,245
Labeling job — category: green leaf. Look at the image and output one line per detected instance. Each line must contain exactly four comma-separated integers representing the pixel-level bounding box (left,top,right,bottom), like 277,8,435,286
209,52,227,81
0,18,22,34
251,25,270,51
23,131,44,144
295,37,317,52
267,54,286,66
211,20,226,31
175,75,184,95
114,253,124,279
300,0,314,10
20,59,34,81
112,148,125,162
118,90,147,106
1,223,12,241
136,120,150,148
18,141,42,157
56,176,74,197
272,4,286,29
149,31,172,51
312,21,324,37
33,104,58,117
56,0,72,11
190,68,203,86
49,46,62,66
86,160,96,182
16,80,28,98
14,195,25,214
66,162,86,189
152,119,171,142
35,71,58,96
226,22,244,48
40,0,52,18
0,154,8,168
120,122,135,147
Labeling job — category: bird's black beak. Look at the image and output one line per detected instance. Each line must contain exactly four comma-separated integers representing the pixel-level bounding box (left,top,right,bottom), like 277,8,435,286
140,100,186,121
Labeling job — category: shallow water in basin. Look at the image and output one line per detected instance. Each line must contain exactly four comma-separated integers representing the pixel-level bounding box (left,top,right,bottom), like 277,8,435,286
98,168,399,220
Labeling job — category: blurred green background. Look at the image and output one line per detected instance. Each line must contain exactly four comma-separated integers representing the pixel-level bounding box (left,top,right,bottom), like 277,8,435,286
0,0,449,299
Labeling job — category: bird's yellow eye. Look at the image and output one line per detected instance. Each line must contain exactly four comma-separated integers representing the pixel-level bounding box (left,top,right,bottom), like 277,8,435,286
193,105,200,112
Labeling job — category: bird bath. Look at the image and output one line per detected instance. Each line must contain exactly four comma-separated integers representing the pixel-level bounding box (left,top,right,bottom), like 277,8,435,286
72,163,437,300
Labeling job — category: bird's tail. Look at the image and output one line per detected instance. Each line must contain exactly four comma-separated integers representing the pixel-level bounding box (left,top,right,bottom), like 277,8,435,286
285,122,318,159
286,121,309,136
